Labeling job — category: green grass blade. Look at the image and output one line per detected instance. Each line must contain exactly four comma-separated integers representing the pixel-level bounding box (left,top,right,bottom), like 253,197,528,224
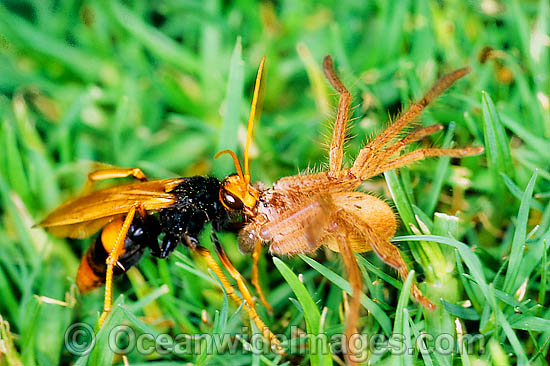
433,213,459,265
393,235,491,300
496,307,529,365
88,299,125,366
299,254,392,335
394,270,414,331
2,119,31,205
0,4,103,81
440,300,480,321
500,114,550,160
481,91,514,182
214,37,244,177
501,172,544,212
392,271,414,366
394,234,529,364
539,240,548,310
355,255,402,290
509,316,550,332
384,170,427,268
503,170,537,293
273,257,333,366
385,170,416,233
423,122,455,215
106,2,200,74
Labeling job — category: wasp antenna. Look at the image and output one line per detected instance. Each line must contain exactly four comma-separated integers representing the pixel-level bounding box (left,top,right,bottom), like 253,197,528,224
215,150,245,182
244,56,266,185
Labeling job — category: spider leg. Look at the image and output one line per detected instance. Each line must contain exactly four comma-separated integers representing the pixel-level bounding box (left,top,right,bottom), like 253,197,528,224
261,195,333,255
355,124,443,179
368,146,484,178
337,209,435,310
333,230,362,366
323,55,351,178
351,67,471,176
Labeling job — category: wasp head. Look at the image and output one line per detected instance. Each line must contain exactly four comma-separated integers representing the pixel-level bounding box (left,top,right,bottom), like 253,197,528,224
219,173,259,218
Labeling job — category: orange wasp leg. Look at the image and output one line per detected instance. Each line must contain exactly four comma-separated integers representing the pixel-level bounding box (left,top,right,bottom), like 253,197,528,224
251,241,273,313
88,168,148,182
98,203,145,326
193,238,284,355
323,55,351,178
83,167,148,193
211,234,284,354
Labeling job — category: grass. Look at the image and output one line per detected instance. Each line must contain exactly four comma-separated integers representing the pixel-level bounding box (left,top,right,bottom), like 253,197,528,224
0,0,549,365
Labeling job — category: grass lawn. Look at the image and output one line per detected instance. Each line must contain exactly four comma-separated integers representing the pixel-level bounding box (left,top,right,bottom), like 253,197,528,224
0,1,549,365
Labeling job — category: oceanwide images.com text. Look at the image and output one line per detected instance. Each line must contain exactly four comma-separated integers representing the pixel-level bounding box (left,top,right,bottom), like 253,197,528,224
65,322,486,360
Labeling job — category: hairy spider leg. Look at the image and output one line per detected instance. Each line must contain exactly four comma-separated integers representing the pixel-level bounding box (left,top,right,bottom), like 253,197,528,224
351,67,471,179
323,55,351,178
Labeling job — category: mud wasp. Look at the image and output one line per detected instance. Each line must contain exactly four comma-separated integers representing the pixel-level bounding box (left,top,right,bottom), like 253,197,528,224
38,57,284,353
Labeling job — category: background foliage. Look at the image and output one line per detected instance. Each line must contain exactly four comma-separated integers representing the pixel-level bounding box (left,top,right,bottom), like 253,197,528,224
0,0,549,365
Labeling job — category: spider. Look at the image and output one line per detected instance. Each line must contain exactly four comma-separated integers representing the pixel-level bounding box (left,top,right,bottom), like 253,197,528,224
217,55,483,363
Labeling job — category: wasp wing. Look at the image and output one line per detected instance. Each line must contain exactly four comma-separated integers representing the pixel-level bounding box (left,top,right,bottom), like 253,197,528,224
45,217,117,239
38,178,185,238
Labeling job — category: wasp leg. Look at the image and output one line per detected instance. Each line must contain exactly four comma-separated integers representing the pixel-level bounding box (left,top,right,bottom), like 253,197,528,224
323,55,351,178
251,242,273,313
191,240,284,355
210,233,284,355
88,167,148,182
189,242,248,310
83,167,148,193
211,234,257,309
98,204,142,326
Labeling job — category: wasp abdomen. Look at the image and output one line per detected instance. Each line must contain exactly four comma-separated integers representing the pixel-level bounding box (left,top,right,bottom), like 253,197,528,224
76,218,151,293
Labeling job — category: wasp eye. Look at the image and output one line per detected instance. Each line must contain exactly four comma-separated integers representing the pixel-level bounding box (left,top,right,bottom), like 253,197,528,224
221,191,244,211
